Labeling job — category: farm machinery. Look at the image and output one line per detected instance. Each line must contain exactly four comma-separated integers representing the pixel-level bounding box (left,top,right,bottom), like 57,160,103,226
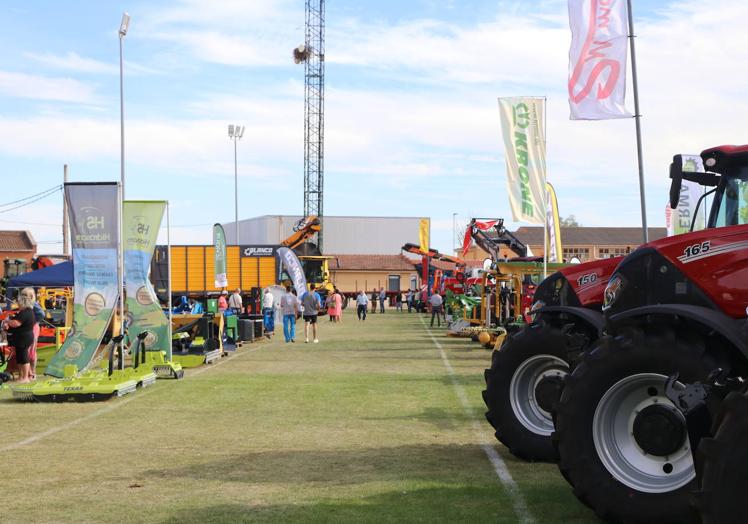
483,144,747,523
551,145,748,523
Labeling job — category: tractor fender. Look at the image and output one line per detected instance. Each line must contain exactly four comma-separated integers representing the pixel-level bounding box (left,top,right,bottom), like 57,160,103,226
538,306,605,336
608,304,748,358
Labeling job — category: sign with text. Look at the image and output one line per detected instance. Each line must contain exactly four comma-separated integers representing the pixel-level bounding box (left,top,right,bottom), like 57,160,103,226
47,183,120,377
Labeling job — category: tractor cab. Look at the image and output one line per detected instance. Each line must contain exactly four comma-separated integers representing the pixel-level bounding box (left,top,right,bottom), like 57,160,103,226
669,145,748,230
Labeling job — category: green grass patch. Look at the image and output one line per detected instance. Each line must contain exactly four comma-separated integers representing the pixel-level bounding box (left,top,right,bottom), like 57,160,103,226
0,310,596,523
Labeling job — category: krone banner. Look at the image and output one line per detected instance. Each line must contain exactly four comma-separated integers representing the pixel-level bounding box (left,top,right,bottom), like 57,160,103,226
545,183,564,262
568,0,631,120
498,97,546,224
47,182,120,378
213,223,228,288
124,201,171,358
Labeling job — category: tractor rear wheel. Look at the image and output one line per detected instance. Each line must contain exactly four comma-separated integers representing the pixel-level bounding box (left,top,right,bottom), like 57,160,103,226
697,389,748,524
554,327,715,523
483,320,582,462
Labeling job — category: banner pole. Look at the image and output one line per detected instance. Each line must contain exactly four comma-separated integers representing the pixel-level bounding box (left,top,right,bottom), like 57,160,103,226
118,185,125,369
542,97,548,278
167,201,173,360
627,0,648,244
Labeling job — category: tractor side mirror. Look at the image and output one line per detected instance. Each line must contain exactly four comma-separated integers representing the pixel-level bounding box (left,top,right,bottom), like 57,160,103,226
669,155,683,210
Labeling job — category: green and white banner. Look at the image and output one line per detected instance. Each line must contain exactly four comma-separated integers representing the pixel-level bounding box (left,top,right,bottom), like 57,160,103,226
213,223,228,288
666,155,706,236
124,201,170,358
499,97,547,224
47,183,120,378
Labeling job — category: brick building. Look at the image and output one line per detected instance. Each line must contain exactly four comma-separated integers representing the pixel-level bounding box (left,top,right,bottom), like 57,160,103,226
461,227,667,263
0,231,37,276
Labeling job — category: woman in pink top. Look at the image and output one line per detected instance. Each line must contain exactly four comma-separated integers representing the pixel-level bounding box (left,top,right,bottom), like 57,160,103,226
333,289,343,323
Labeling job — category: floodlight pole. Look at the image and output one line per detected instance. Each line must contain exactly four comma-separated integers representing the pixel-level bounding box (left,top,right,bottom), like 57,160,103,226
119,13,130,199
228,125,243,244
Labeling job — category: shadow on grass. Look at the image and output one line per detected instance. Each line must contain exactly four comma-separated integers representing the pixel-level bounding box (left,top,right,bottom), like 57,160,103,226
364,406,476,429
159,486,513,524
147,444,502,487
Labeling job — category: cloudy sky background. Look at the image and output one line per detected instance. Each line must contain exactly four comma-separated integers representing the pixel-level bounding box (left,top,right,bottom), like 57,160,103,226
1,0,746,254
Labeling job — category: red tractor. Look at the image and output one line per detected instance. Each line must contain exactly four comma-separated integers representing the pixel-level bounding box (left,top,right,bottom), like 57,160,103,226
553,145,748,523
482,255,620,460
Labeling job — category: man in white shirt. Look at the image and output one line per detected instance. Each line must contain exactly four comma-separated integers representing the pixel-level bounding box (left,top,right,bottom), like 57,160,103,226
263,288,275,335
279,286,300,343
355,290,369,321
429,292,444,328
228,288,243,314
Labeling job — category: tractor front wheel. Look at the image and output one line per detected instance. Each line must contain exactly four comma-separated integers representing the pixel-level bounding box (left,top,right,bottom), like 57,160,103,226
697,389,748,524
482,320,574,462
554,327,716,523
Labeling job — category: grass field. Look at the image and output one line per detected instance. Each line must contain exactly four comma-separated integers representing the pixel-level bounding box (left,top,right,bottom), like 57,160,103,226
1,309,598,523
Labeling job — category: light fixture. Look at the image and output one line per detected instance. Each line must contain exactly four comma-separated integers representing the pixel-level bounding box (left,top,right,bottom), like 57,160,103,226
119,12,131,37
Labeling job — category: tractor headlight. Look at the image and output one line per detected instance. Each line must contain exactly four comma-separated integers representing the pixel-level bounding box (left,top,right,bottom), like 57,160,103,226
603,275,624,311
528,300,545,322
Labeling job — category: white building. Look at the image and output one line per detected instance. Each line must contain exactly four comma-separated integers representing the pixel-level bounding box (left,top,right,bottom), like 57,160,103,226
222,215,429,255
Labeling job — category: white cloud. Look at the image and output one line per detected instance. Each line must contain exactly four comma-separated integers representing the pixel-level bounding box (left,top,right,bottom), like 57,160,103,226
24,52,118,75
0,71,102,104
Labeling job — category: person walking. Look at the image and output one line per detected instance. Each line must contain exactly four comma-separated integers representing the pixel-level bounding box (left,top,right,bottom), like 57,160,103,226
406,289,414,313
326,293,336,322
355,290,368,321
262,288,275,336
333,288,343,323
2,287,37,383
395,292,403,312
301,284,322,343
429,292,444,328
280,285,299,343
228,288,243,315
371,289,377,314
379,287,386,314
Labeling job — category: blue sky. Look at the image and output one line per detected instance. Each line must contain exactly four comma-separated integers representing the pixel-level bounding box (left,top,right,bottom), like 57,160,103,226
2,0,747,254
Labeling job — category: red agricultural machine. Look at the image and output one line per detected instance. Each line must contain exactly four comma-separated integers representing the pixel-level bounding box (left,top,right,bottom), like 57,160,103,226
485,144,748,522
548,145,748,522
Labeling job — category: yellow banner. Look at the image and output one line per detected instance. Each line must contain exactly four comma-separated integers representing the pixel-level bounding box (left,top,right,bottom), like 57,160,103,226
545,183,563,262
419,218,430,253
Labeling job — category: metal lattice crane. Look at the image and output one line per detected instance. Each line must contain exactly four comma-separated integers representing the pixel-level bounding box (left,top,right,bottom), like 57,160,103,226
293,0,325,252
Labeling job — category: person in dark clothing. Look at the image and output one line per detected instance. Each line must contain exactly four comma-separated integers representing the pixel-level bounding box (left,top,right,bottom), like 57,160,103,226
2,287,37,382
371,290,378,314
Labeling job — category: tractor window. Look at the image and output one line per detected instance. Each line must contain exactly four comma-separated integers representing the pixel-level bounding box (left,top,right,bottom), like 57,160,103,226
714,178,748,227
302,260,324,283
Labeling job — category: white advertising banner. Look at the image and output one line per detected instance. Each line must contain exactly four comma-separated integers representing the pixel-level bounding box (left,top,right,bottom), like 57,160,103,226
499,97,546,224
568,0,631,120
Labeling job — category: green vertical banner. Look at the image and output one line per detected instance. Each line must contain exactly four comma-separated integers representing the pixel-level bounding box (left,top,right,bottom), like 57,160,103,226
214,223,228,288
47,182,120,378
124,201,170,358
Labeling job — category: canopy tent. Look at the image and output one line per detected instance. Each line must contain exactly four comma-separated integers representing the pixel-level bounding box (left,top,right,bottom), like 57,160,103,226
7,261,73,288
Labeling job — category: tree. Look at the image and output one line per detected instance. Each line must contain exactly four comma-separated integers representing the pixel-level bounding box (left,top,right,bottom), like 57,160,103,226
560,215,580,227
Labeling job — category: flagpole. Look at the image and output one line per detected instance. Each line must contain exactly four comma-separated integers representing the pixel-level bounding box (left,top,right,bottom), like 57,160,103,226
542,97,548,279
627,0,648,244
166,201,173,360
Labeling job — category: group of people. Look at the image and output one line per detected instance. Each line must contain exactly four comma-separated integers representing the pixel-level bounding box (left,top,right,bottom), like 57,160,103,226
1,287,44,383
263,284,332,345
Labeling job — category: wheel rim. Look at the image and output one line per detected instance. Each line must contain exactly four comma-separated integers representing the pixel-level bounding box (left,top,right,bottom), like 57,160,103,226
593,373,695,494
509,354,569,436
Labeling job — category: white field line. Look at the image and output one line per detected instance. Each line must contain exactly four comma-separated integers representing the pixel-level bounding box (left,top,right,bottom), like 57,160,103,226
0,345,262,453
420,316,534,524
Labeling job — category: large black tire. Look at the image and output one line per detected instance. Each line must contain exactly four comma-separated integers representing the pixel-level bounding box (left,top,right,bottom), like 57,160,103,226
696,389,748,524
554,327,719,523
482,318,592,462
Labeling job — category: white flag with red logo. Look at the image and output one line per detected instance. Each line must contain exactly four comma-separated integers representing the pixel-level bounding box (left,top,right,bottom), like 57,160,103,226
568,0,631,120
